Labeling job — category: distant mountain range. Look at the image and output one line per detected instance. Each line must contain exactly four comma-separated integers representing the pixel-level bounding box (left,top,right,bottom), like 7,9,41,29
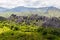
0,6,60,12
0,7,8,12
0,6,60,17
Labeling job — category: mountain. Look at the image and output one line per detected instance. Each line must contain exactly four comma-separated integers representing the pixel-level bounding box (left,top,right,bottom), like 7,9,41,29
0,7,8,12
8,6,38,12
0,6,60,12
39,6,60,11
0,6,60,17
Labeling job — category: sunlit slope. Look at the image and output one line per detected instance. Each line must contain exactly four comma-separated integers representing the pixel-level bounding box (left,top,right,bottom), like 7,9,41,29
47,9,60,17
0,11,60,17
0,12,32,17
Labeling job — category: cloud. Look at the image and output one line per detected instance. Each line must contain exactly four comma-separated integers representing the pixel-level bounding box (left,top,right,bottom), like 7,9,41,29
0,0,60,8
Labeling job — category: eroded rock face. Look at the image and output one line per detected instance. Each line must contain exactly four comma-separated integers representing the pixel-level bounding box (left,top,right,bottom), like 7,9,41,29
42,17,60,28
15,18,24,23
7,14,60,28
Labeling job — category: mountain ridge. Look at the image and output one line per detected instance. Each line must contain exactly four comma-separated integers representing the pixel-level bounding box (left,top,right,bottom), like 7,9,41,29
0,6,60,12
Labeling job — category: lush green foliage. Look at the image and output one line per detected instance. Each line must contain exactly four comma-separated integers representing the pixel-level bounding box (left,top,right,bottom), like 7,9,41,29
0,21,60,40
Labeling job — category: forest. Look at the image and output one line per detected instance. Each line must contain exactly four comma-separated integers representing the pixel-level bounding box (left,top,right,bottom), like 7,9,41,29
0,14,60,40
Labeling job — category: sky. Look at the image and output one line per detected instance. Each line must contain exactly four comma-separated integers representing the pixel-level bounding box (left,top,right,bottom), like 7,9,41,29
0,0,60,9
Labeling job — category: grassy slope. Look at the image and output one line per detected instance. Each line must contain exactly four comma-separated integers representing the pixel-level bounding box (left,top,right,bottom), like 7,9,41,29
0,10,60,18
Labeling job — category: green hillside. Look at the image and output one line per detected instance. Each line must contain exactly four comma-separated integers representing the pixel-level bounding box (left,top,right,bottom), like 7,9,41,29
0,14,59,40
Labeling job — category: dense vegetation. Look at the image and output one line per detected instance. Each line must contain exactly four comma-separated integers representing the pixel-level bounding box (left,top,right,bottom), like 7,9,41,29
0,14,60,40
